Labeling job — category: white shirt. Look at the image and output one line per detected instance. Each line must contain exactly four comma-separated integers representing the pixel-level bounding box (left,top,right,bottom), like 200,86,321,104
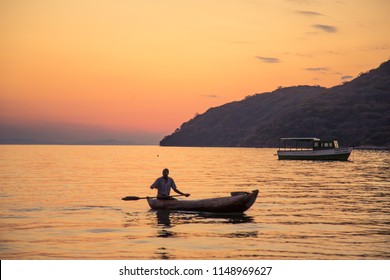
150,176,177,196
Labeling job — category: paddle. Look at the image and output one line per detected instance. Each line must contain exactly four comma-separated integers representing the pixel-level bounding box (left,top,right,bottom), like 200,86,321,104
122,194,185,201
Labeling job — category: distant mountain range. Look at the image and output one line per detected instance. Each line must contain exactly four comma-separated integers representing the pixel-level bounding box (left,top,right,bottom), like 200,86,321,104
0,138,136,145
160,60,390,148
0,121,161,145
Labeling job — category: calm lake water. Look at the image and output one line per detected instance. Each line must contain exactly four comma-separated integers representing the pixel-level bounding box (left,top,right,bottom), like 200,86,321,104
0,145,389,259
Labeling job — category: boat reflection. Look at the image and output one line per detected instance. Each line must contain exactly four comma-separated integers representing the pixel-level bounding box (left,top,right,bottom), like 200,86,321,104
150,210,256,259
152,209,254,228
156,209,172,227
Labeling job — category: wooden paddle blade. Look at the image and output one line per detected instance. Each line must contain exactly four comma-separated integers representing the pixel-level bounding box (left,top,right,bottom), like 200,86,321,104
122,196,141,201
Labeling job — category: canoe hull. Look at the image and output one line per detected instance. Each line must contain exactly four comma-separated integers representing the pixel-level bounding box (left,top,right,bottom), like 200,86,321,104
147,190,259,213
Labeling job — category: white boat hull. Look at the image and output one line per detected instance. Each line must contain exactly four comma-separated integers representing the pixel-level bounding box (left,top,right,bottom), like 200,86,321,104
277,147,352,161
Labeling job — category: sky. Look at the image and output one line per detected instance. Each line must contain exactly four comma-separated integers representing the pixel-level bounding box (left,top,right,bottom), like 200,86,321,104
1,0,389,144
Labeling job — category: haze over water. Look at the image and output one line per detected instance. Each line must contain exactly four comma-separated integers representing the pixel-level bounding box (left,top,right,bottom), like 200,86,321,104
0,145,389,259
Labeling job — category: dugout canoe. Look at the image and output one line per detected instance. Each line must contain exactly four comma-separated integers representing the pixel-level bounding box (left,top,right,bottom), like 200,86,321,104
146,189,259,213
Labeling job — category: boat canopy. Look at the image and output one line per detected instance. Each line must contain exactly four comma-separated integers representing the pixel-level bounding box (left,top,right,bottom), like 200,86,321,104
280,137,320,141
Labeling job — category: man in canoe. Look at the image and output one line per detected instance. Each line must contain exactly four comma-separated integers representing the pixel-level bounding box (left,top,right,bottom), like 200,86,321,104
150,168,190,199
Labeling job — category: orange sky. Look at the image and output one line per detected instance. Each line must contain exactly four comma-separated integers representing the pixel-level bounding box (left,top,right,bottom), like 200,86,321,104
1,0,389,144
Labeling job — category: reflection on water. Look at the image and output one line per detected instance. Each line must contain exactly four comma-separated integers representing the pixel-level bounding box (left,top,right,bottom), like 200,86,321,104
153,209,255,228
150,210,256,259
155,210,172,227
0,146,389,259
155,247,171,259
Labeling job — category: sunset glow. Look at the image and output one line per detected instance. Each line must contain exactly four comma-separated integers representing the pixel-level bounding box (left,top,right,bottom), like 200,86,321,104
1,0,389,144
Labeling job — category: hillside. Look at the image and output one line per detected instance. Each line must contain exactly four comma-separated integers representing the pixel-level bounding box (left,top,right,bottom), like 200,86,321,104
160,60,390,147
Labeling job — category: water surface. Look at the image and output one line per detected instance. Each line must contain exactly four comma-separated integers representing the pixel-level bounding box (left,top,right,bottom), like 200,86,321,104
0,145,389,259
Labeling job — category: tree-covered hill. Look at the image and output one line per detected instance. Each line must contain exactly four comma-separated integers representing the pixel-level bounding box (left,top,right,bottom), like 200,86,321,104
160,60,390,147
